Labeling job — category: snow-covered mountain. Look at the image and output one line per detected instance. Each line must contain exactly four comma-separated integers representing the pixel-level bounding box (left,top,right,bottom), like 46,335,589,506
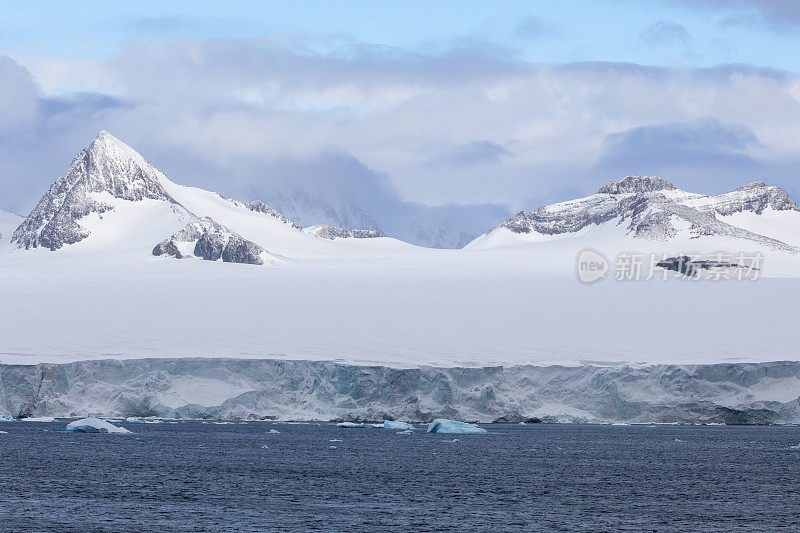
262,185,508,249
467,176,800,254
8,131,411,263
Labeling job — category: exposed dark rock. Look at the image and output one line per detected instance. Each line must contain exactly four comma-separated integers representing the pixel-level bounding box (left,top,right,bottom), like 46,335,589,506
153,217,266,265
598,176,677,195
308,224,384,240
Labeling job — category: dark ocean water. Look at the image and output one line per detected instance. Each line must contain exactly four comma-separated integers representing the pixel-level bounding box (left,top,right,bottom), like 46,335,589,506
1,421,799,532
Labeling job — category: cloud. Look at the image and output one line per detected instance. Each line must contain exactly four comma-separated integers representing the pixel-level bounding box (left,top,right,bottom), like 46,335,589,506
514,17,558,40
678,0,800,32
434,141,511,168
597,118,764,191
638,21,690,47
0,57,39,135
3,39,800,225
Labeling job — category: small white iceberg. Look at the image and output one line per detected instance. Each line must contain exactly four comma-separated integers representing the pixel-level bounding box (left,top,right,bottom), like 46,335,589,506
66,417,131,434
0,430,8,434
788,444,800,450
427,419,487,434
21,417,56,423
268,429,281,434
382,420,415,430
337,422,366,428
396,430,414,435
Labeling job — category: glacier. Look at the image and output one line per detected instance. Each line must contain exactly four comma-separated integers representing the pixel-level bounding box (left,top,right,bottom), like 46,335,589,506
2,358,800,424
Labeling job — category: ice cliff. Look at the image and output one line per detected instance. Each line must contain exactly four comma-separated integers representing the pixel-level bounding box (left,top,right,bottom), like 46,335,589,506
1,358,799,424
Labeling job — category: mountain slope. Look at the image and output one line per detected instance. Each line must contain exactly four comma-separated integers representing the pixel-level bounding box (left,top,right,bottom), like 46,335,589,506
467,176,800,255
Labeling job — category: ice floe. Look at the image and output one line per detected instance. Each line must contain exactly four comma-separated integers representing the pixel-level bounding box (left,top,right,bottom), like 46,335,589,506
66,417,131,434
382,420,415,430
426,419,487,434
337,422,366,428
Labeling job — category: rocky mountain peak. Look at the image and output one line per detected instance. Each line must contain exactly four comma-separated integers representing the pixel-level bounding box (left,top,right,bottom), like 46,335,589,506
598,176,677,195
11,131,178,250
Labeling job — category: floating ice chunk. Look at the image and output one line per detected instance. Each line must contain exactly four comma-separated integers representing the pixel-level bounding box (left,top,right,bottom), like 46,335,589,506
426,419,487,434
66,417,131,434
125,417,141,423
0,430,8,434
674,439,684,442
383,420,415,430
0,416,15,422
329,445,337,449
396,430,414,435
337,422,366,428
268,429,281,434
21,417,56,423
789,444,800,450
330,439,343,442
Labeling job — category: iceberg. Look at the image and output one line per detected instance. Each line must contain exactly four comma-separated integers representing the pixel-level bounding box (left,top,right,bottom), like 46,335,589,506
396,429,414,435
65,417,131,434
383,420,415,430
21,417,56,422
0,416,15,422
268,429,281,434
426,419,487,434
337,422,366,428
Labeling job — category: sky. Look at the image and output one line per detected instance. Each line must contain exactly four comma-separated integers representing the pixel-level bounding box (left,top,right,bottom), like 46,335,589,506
1,0,800,216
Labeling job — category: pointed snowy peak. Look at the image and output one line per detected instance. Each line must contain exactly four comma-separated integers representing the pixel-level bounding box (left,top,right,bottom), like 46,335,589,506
12,131,181,250
598,176,677,195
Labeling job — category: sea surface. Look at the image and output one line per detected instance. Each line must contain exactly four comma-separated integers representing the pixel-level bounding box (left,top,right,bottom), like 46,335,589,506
1,421,799,532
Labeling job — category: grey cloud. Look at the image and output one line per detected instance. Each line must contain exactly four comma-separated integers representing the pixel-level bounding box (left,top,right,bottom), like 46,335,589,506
678,0,800,31
514,17,558,39
597,118,763,192
638,21,690,47
435,141,511,168
0,56,39,134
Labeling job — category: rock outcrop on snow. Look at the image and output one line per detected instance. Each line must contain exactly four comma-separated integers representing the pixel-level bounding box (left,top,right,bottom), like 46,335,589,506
153,217,267,265
305,224,383,240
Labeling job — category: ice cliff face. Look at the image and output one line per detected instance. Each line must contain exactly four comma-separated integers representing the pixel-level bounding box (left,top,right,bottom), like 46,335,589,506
153,217,268,265
486,176,800,250
2,358,800,424
12,131,179,250
306,224,383,240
